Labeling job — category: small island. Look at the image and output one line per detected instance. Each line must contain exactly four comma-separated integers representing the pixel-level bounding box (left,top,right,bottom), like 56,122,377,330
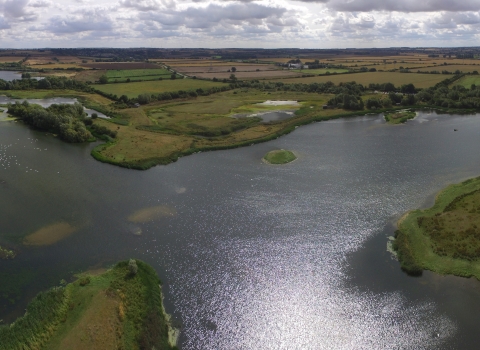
393,176,480,278
0,259,179,350
384,111,416,124
263,149,297,165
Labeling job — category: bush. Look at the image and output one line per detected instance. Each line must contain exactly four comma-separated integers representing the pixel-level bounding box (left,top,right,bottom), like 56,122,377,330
129,259,138,275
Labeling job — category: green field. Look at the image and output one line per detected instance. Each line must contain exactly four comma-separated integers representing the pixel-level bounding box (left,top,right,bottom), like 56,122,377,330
269,72,454,88
455,75,480,88
94,79,227,98
106,69,175,82
394,176,480,278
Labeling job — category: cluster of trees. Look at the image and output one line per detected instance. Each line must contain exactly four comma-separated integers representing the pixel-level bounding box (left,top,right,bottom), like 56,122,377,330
8,101,93,142
415,84,480,109
0,76,93,92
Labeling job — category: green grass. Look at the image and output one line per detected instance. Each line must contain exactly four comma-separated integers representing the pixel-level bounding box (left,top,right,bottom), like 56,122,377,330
94,79,226,98
106,69,179,83
264,149,297,164
454,75,480,88
394,176,480,278
268,72,454,89
384,111,416,124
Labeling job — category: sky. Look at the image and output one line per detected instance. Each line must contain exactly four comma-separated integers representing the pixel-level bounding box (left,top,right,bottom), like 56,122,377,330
0,0,480,48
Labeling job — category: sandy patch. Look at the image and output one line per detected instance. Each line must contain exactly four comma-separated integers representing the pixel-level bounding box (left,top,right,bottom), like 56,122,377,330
128,205,177,223
23,222,78,246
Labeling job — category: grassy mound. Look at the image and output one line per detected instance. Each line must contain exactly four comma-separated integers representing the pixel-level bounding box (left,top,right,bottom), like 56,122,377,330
263,149,297,164
384,110,416,124
0,260,178,350
393,176,480,278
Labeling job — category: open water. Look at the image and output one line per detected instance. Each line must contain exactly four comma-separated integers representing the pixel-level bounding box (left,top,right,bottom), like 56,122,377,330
2,109,480,349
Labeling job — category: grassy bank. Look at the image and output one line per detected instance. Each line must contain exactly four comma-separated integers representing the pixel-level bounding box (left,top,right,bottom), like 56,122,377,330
0,260,178,350
263,149,297,164
393,176,480,278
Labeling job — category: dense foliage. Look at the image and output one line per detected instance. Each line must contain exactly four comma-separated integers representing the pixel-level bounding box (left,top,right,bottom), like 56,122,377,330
0,286,70,350
0,76,93,92
8,101,92,142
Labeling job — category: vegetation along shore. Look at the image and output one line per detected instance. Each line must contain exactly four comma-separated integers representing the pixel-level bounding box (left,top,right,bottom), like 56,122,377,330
393,177,480,278
0,259,179,350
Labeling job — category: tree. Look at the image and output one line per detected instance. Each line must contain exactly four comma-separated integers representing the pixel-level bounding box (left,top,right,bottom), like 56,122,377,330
91,113,98,119
99,75,108,84
231,67,237,73
128,259,138,275
229,74,237,82
171,73,176,80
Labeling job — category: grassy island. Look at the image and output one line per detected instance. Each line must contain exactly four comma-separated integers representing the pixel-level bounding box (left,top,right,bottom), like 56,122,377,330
393,176,480,278
384,110,416,124
263,149,297,164
0,260,178,350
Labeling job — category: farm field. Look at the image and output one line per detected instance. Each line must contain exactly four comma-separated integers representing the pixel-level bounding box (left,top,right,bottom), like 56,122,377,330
291,68,349,74
81,62,162,70
174,64,278,73
74,69,106,82
94,79,226,98
269,72,454,88
416,64,480,73
0,56,22,62
106,68,175,82
183,70,301,80
454,75,480,88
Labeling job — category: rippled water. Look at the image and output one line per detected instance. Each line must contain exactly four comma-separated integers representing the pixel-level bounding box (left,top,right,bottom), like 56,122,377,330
2,111,480,348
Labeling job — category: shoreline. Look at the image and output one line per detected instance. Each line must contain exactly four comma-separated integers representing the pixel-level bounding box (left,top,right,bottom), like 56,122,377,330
393,176,480,278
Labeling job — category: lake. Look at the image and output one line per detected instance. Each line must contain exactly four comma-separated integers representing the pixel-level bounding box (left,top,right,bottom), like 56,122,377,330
0,71,43,81
1,110,480,349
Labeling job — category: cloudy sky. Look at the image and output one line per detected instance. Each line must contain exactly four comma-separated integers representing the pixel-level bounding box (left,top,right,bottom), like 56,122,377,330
0,0,480,48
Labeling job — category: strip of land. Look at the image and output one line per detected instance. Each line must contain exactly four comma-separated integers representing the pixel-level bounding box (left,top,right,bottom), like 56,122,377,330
393,176,480,278
0,260,178,350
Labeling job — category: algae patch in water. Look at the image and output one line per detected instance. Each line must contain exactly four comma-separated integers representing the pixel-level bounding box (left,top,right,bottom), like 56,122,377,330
128,205,177,223
23,222,78,246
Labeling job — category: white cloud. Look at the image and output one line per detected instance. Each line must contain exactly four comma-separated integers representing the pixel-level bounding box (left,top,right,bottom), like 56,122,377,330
0,0,478,47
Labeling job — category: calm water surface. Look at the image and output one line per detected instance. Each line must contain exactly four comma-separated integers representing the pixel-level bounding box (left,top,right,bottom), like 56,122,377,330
0,71,43,81
2,111,480,349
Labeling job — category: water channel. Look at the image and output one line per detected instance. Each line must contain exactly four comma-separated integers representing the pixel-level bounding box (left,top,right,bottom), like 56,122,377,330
1,109,480,349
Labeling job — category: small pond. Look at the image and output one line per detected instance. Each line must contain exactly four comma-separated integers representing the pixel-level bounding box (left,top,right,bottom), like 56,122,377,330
0,71,43,81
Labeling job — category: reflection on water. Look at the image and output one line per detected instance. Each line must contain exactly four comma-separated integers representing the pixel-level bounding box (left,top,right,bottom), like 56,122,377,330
232,110,296,123
0,96,108,119
1,111,480,348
